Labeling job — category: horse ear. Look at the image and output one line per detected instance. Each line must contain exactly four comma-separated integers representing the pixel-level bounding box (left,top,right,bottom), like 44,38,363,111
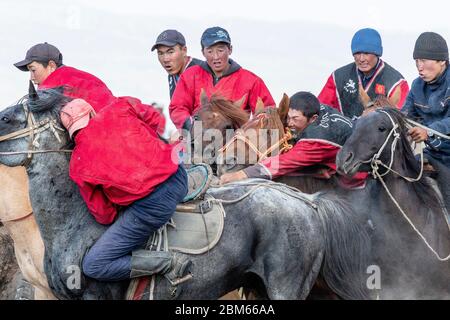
200,88,209,106
255,97,265,115
278,93,290,125
233,94,247,110
28,80,39,101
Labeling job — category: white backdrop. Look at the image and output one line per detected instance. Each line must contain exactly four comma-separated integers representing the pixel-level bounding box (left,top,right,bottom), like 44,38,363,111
1,0,449,136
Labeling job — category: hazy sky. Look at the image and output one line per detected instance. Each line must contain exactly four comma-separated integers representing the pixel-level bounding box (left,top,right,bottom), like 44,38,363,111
1,0,449,133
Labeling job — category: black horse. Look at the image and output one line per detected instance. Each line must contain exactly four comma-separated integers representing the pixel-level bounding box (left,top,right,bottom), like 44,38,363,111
337,107,450,299
0,84,372,299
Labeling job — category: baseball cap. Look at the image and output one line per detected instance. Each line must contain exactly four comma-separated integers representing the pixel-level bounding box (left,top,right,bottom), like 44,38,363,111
14,42,63,71
201,27,231,49
151,29,186,51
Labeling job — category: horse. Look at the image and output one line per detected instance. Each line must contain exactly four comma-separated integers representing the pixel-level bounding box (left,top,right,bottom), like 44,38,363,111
0,84,372,299
336,107,450,299
217,96,450,298
186,92,249,168
216,94,340,194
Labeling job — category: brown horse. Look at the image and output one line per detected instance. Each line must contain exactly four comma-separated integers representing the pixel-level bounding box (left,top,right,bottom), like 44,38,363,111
186,92,249,167
216,94,340,194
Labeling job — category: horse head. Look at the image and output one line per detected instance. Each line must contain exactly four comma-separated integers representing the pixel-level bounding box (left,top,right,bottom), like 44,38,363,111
0,82,71,168
216,94,290,176
336,107,417,178
189,91,249,165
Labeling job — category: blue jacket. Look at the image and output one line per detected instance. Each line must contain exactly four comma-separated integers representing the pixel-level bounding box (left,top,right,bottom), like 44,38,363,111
402,66,450,167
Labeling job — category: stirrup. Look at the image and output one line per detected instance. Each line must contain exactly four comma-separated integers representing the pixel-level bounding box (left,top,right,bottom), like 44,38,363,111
164,254,193,286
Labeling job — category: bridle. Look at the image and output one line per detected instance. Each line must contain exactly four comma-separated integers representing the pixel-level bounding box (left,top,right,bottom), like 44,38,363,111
360,110,423,182
0,99,72,167
364,110,450,261
217,113,293,162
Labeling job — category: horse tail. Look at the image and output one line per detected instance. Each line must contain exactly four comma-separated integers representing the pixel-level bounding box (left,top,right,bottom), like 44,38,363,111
313,191,373,300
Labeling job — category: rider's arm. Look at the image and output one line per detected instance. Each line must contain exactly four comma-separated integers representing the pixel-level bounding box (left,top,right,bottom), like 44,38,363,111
318,74,340,111
243,140,340,180
76,181,118,225
169,73,195,129
388,80,410,109
124,97,165,134
247,77,276,113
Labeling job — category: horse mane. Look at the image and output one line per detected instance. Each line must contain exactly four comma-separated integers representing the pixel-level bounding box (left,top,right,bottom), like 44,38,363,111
28,86,71,114
204,94,249,128
376,107,442,213
313,191,373,299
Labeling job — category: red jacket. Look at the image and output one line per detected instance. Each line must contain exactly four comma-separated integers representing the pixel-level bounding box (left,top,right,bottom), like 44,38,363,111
69,97,179,225
169,60,275,128
39,65,116,112
244,139,367,189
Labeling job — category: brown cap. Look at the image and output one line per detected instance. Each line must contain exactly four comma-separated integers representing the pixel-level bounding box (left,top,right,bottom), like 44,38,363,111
14,42,63,71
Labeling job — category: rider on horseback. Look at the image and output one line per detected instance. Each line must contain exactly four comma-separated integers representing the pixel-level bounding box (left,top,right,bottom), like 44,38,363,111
402,32,450,169
220,92,367,187
59,98,192,283
318,28,409,119
14,42,116,113
169,26,275,130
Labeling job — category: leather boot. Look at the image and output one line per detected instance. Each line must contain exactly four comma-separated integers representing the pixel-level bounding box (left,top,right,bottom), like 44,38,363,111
130,250,192,283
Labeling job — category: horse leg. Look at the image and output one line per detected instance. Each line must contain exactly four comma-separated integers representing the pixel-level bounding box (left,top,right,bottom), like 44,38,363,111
0,165,56,300
3,218,57,300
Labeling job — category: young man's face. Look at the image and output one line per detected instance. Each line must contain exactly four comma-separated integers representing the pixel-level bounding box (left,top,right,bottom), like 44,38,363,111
415,59,447,82
353,52,378,75
202,43,232,76
157,45,187,75
287,109,317,134
27,61,55,85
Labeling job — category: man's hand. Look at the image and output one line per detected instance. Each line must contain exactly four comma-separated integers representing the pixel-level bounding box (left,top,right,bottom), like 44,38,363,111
220,170,248,185
408,127,428,143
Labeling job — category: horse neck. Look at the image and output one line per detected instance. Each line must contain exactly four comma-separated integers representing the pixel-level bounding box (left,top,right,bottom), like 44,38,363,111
26,150,79,248
373,152,450,260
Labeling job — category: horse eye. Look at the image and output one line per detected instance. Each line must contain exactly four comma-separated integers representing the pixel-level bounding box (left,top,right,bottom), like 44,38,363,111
378,126,386,132
1,116,10,123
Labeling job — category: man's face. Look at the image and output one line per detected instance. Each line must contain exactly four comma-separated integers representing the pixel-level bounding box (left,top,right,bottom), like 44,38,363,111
415,59,446,82
202,43,232,76
27,61,54,85
157,45,187,75
287,109,315,134
353,52,379,74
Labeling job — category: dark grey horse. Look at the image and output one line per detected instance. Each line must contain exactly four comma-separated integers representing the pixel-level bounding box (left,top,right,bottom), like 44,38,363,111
337,108,450,299
0,85,372,299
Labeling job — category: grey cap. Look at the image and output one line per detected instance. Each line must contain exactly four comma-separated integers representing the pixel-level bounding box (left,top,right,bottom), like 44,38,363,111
151,29,186,51
14,42,63,71
201,26,231,49
413,32,449,61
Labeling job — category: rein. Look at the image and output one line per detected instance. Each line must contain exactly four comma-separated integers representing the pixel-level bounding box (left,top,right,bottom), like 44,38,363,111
368,110,450,261
0,101,72,166
217,113,293,162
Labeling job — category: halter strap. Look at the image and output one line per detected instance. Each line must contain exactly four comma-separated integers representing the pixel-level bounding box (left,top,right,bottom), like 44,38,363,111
370,110,450,261
0,101,72,166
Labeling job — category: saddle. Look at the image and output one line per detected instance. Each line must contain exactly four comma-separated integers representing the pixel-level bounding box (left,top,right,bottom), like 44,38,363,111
126,164,224,300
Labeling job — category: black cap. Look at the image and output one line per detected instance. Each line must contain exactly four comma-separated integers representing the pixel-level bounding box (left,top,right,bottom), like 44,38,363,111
14,42,63,71
151,29,186,51
413,32,449,61
201,27,231,49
